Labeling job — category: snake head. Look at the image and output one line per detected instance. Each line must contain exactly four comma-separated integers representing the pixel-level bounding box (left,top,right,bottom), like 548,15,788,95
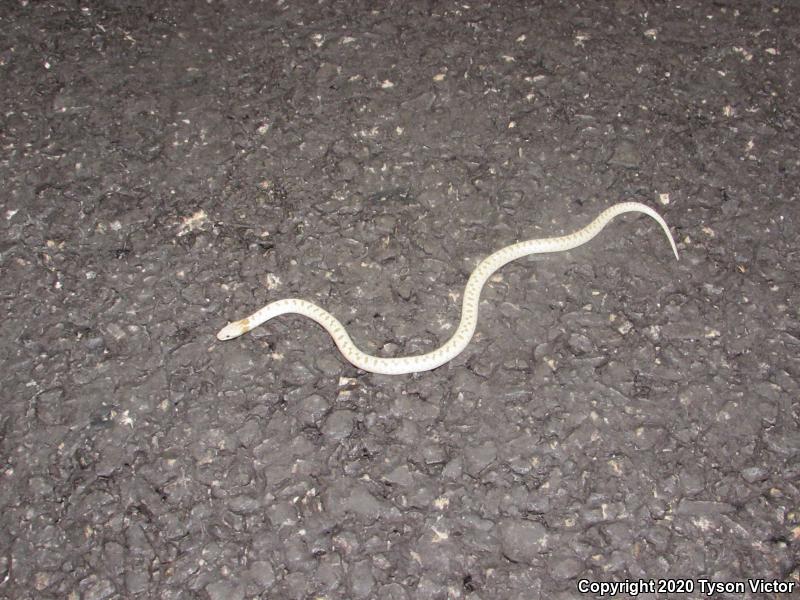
216,321,245,341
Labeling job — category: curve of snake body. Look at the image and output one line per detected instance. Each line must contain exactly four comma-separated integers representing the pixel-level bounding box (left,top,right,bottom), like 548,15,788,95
217,202,679,375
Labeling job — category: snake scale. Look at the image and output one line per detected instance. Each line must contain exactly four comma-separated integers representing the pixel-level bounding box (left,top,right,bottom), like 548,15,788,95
217,202,679,374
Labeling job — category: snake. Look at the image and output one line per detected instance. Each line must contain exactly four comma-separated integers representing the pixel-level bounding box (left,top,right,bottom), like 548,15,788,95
217,202,679,375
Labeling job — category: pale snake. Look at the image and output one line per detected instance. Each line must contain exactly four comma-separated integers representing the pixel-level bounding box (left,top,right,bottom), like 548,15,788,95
217,202,679,374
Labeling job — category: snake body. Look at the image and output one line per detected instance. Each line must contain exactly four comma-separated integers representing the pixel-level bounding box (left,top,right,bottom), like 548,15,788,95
217,202,679,375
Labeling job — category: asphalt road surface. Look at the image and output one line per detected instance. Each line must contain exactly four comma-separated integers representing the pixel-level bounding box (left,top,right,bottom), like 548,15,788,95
1,1,798,598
